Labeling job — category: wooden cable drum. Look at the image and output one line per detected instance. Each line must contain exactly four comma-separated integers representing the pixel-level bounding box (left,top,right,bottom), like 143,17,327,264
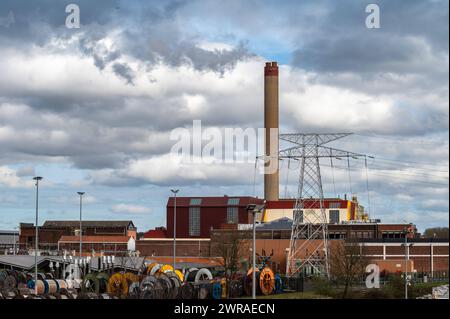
123,272,140,299
179,282,195,299
81,273,100,294
27,279,45,294
123,272,139,283
174,269,184,282
2,275,17,292
139,275,163,299
146,262,159,275
187,268,213,283
229,279,244,298
156,272,173,299
184,268,198,282
96,273,110,294
46,279,58,294
166,272,182,299
259,267,275,295
158,264,174,274
220,278,227,298
197,283,210,299
186,269,198,282
107,273,128,298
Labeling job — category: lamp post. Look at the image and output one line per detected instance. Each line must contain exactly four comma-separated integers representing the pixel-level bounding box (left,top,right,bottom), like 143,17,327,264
171,189,179,271
13,226,18,255
77,192,85,257
33,176,43,294
403,225,412,299
246,202,265,299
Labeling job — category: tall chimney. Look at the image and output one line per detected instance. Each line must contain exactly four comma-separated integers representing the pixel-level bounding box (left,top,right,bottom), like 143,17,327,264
264,62,279,201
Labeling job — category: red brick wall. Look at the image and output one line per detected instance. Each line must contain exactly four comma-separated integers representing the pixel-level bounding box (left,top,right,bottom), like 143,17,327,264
167,206,251,238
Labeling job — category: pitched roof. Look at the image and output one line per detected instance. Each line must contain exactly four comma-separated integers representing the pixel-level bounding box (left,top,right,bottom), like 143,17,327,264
58,235,131,243
256,217,293,230
42,220,135,228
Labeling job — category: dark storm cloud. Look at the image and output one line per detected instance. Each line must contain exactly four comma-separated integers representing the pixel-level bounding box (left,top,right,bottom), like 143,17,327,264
0,0,251,76
292,0,448,75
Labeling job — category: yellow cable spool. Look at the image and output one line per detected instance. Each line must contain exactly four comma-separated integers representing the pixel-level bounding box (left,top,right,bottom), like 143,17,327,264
107,273,128,298
174,269,184,282
123,272,139,284
220,278,227,298
259,267,275,296
158,264,174,274
146,262,159,275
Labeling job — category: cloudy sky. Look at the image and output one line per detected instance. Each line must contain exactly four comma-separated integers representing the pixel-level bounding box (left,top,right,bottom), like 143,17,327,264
0,0,448,233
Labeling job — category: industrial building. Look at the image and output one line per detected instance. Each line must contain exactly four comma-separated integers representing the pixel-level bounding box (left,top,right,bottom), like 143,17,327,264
0,230,19,254
18,220,137,252
166,196,264,238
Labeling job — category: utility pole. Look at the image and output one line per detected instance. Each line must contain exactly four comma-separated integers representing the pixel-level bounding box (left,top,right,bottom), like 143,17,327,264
279,133,370,278
77,192,85,257
33,176,43,294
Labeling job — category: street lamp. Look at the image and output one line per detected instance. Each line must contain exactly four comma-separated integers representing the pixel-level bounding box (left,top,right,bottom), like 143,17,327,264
77,192,85,257
246,202,265,299
403,224,413,299
33,176,43,294
13,226,18,255
170,189,179,271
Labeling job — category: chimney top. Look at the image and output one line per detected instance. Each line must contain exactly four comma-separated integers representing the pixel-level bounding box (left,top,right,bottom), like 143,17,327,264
264,61,279,76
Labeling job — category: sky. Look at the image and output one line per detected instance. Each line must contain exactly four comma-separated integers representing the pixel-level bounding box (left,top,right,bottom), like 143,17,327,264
0,0,448,233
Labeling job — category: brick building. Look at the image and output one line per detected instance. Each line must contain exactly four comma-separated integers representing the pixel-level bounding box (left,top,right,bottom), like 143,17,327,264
57,235,135,255
166,196,264,238
19,220,137,251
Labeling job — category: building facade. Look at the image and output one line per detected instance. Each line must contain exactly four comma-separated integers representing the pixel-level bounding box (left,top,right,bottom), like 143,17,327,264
19,220,137,251
262,196,367,224
166,196,264,238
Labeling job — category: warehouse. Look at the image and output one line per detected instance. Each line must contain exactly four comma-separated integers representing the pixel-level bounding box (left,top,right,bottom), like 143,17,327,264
19,220,137,252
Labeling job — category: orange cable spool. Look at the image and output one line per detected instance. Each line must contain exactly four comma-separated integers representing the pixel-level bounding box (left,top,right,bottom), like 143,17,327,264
259,267,275,295
107,273,129,298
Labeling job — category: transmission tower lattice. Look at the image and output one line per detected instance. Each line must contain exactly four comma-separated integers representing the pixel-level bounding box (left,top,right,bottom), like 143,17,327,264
279,133,366,278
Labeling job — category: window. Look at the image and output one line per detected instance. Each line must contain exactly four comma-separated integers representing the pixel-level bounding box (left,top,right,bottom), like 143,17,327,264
189,207,200,236
189,198,202,206
227,207,238,224
329,210,340,224
227,198,240,205
329,202,341,209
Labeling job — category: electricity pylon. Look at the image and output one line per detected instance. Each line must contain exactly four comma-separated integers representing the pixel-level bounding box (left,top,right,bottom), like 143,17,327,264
279,133,366,278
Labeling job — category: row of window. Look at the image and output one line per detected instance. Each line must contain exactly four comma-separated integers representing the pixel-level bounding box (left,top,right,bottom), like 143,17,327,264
189,207,240,236
188,198,240,206
382,232,406,239
188,199,240,236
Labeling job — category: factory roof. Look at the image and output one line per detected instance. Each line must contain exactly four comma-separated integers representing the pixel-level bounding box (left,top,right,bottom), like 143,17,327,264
256,217,292,230
0,230,19,245
167,196,263,207
0,255,64,270
40,220,136,229
58,235,132,243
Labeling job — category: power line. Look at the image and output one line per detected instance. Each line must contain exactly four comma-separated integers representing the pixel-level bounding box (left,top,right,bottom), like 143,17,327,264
354,133,450,146
321,163,449,187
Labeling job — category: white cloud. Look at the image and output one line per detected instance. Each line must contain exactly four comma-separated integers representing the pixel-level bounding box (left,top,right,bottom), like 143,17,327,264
0,166,34,188
110,204,151,215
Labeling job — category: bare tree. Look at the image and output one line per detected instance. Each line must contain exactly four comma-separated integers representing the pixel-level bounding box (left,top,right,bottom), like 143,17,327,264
211,230,249,298
329,239,368,298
